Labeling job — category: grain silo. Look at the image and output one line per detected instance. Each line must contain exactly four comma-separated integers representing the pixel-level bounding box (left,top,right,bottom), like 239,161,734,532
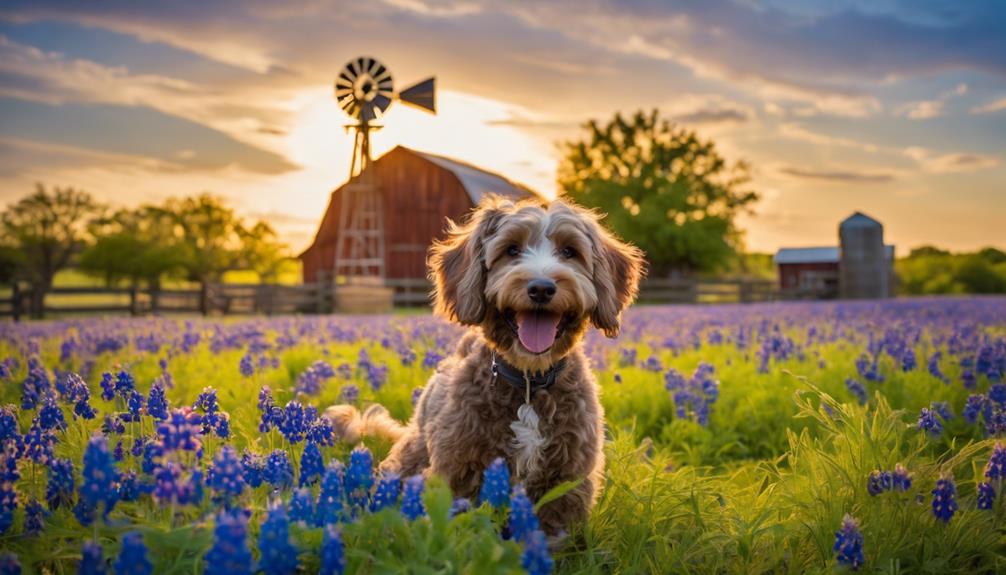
839,212,891,299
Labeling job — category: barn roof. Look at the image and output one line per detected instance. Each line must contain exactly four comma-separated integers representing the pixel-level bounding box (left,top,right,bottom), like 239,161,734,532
406,147,539,203
774,245,895,265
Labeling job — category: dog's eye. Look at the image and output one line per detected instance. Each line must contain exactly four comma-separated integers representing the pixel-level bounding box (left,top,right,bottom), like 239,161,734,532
560,246,577,259
506,244,521,257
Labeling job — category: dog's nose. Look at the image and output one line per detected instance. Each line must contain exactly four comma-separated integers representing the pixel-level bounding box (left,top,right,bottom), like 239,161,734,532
527,278,557,304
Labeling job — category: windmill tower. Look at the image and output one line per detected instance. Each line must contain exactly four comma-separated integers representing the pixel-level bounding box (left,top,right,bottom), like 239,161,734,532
332,57,436,284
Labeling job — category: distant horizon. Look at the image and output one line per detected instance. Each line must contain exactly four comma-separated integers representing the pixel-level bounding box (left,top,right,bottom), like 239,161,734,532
1,1,1003,254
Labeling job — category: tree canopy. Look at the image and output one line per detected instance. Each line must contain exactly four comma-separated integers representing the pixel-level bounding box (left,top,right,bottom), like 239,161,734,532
557,110,758,276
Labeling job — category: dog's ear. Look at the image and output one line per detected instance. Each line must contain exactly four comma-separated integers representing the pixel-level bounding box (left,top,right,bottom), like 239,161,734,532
589,220,645,338
429,199,506,325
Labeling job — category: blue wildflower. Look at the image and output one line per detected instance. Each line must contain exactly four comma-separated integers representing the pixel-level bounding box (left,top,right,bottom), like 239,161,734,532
80,434,119,516
79,540,107,575
345,447,374,511
928,351,948,383
239,354,255,378
991,384,1006,407
978,482,996,510
146,382,169,420
508,484,540,543
422,350,444,369
932,476,958,523
521,530,554,575
126,390,145,420
306,417,334,447
984,443,1006,480
114,371,136,399
113,441,124,462
278,401,306,444
845,378,867,405
917,408,942,436
0,553,20,575
38,395,66,430
340,385,359,404
0,482,15,533
289,488,314,524
157,409,202,452
205,509,253,575
833,514,864,570
411,386,424,406
114,532,152,575
400,475,426,520
892,464,912,492
320,525,346,575
23,498,45,536
141,439,163,475
208,446,246,503
449,497,472,517
257,386,280,433
265,450,294,489
101,414,125,435
299,442,324,487
153,462,186,504
118,470,142,502
73,498,96,527
46,457,75,510
0,405,18,444
241,450,265,488
964,394,990,425
24,418,56,464
258,502,299,575
931,401,953,421
370,473,402,512
900,349,916,372
316,461,346,526
479,457,510,507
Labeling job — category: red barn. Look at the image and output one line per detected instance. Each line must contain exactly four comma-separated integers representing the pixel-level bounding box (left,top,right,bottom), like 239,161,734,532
299,145,541,284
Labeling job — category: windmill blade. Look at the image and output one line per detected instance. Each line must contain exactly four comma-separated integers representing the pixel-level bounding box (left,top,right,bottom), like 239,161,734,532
398,77,436,114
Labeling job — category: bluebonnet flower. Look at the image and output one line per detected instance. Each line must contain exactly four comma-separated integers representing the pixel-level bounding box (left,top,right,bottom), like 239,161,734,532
917,408,942,436
964,394,991,425
153,462,186,504
336,363,353,380
928,351,948,383
508,484,540,543
299,442,324,487
845,378,867,405
101,414,125,435
46,457,75,510
208,446,246,503
289,488,314,524
365,363,388,390
64,373,97,420
931,401,953,421
320,525,346,575
157,409,202,452
521,530,554,575
618,347,637,367
241,450,265,488
900,349,916,372
316,461,346,526
984,443,1006,480
991,384,1006,407
833,514,864,570
370,473,401,512
400,475,426,520
0,453,16,484
399,348,416,366
867,470,890,496
978,482,996,510
0,482,15,533
23,498,45,536
0,553,20,575
118,470,142,502
340,385,359,404
258,502,298,575
306,417,334,447
131,437,145,457
38,395,66,430
479,458,510,507
146,382,169,420
79,540,107,575
113,532,152,575
73,498,97,527
411,386,424,407
422,350,444,369
892,464,912,491
265,450,294,489
24,418,56,464
239,354,255,378
80,434,119,516
345,447,374,511
114,371,136,399
113,441,124,462
126,390,145,420
141,439,163,475
205,509,253,575
278,401,306,444
0,405,18,445
932,476,958,523
194,388,229,438
449,497,472,517
642,355,663,372
188,469,204,505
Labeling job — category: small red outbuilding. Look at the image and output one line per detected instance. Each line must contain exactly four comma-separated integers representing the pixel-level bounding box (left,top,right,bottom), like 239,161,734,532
299,145,541,284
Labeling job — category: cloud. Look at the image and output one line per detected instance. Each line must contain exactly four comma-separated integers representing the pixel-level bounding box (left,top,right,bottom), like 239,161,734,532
382,0,482,18
904,146,1000,173
971,96,1006,114
777,123,879,153
896,99,943,120
778,166,895,183
673,108,748,125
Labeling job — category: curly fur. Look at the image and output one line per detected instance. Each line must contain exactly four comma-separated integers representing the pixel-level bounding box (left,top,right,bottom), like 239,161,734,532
326,196,644,535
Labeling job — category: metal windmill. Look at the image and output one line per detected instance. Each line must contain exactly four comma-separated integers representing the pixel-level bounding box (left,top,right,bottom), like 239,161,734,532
333,56,435,281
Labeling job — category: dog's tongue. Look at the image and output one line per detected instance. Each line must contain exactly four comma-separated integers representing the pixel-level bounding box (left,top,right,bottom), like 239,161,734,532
516,311,560,353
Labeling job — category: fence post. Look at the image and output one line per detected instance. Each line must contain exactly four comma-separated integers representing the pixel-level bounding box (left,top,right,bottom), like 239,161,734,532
11,283,21,323
129,285,139,316
150,286,160,314
739,280,751,304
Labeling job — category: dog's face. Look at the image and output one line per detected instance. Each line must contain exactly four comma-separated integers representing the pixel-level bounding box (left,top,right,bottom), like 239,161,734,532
430,196,644,371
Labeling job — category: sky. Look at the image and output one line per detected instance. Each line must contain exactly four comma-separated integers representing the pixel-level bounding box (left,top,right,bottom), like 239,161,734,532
0,0,1003,254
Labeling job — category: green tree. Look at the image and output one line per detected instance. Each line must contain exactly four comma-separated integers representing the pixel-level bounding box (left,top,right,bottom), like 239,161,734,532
558,110,758,275
79,206,184,289
237,220,290,284
164,194,242,313
0,184,102,317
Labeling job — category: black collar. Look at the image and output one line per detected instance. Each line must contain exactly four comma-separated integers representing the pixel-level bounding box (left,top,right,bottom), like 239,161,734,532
491,353,567,394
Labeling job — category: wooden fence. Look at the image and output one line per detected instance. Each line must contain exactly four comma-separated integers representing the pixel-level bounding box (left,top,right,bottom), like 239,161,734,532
0,277,782,320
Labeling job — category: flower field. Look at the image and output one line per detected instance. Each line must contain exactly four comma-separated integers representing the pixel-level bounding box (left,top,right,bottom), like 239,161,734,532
1,297,1006,574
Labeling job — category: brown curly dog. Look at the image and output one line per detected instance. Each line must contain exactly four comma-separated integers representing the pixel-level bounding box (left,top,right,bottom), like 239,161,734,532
326,195,644,535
